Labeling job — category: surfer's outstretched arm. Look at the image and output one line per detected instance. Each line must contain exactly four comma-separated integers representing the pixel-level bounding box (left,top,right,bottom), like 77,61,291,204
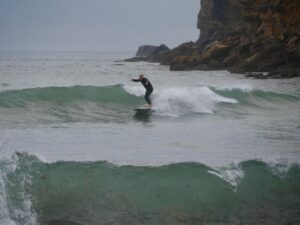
131,79,141,82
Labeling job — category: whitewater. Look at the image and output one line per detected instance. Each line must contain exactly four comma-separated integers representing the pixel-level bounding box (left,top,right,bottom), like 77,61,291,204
0,52,300,225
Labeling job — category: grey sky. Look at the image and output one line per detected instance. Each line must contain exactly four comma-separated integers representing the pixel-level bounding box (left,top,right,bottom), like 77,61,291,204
0,0,200,51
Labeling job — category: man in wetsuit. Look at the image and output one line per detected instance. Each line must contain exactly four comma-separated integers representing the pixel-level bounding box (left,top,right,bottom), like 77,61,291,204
131,74,153,107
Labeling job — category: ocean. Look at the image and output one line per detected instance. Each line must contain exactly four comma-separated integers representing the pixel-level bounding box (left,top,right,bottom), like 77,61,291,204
0,52,300,225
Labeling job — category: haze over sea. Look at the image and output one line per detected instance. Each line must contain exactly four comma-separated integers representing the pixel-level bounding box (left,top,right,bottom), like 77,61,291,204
1,51,300,225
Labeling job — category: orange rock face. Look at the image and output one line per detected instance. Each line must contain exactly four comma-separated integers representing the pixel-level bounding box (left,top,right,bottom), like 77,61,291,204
242,0,300,40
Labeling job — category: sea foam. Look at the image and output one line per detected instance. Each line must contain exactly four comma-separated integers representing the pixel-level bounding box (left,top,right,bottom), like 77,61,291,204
124,84,237,115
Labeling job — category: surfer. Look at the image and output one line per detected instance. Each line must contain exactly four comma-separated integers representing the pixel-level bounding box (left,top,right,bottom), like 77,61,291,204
131,74,153,107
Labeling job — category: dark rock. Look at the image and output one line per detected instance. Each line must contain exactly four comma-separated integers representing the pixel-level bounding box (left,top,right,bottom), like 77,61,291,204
112,63,125,66
197,0,244,46
135,45,159,57
124,56,147,62
245,72,269,79
269,68,300,79
150,44,170,56
223,55,238,67
134,44,169,58
125,44,170,62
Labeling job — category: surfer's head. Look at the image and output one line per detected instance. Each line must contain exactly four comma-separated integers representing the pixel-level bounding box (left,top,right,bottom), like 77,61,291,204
139,74,144,80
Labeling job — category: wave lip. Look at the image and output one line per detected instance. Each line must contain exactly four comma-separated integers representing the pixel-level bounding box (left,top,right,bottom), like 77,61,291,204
153,86,237,115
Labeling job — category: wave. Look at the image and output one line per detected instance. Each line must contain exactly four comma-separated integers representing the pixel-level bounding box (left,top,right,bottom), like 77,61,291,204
213,87,300,105
0,85,143,124
1,153,300,225
0,85,141,108
0,85,299,124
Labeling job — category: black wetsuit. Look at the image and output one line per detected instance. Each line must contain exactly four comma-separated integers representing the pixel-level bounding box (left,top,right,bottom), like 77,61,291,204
132,77,153,105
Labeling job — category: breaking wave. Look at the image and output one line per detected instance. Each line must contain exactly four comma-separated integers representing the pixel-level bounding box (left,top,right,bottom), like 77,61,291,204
0,84,299,124
0,153,300,225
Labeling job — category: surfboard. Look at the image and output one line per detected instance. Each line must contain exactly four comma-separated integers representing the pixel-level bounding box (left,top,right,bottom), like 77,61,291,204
134,103,151,109
134,105,153,113
134,108,152,112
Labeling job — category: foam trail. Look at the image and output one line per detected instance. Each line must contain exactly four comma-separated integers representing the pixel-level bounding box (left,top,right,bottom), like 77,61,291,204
124,85,238,115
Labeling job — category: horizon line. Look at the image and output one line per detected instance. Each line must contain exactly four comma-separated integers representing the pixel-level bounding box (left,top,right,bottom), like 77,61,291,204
0,50,135,53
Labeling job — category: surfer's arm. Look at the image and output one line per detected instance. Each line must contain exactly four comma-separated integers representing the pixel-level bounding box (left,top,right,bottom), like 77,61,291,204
131,79,141,82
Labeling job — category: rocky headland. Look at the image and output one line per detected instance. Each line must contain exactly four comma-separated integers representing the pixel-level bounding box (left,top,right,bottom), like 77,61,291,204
127,0,300,78
125,44,170,62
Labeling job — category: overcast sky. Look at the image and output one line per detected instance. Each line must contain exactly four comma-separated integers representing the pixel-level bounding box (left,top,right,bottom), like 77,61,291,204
0,0,200,51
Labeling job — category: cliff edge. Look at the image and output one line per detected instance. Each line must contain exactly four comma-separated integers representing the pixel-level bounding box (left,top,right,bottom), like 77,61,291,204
129,0,300,78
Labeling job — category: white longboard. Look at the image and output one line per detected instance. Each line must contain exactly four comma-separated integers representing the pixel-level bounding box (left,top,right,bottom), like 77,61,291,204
134,105,153,112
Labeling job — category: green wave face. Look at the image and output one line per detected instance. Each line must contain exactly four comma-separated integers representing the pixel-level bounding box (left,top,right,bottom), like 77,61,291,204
0,85,142,107
2,153,300,225
0,85,144,124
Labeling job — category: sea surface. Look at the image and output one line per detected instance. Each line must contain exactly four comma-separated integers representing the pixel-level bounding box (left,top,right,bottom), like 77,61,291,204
0,52,300,225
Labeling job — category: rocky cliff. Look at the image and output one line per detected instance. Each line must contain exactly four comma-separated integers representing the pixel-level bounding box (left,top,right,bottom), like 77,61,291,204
128,0,300,78
194,0,300,78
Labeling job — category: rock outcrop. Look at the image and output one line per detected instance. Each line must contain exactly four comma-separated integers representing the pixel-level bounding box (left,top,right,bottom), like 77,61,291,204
135,45,159,57
125,44,170,62
127,0,300,78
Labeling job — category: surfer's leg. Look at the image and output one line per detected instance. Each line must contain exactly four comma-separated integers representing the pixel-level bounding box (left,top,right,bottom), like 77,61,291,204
144,90,152,105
